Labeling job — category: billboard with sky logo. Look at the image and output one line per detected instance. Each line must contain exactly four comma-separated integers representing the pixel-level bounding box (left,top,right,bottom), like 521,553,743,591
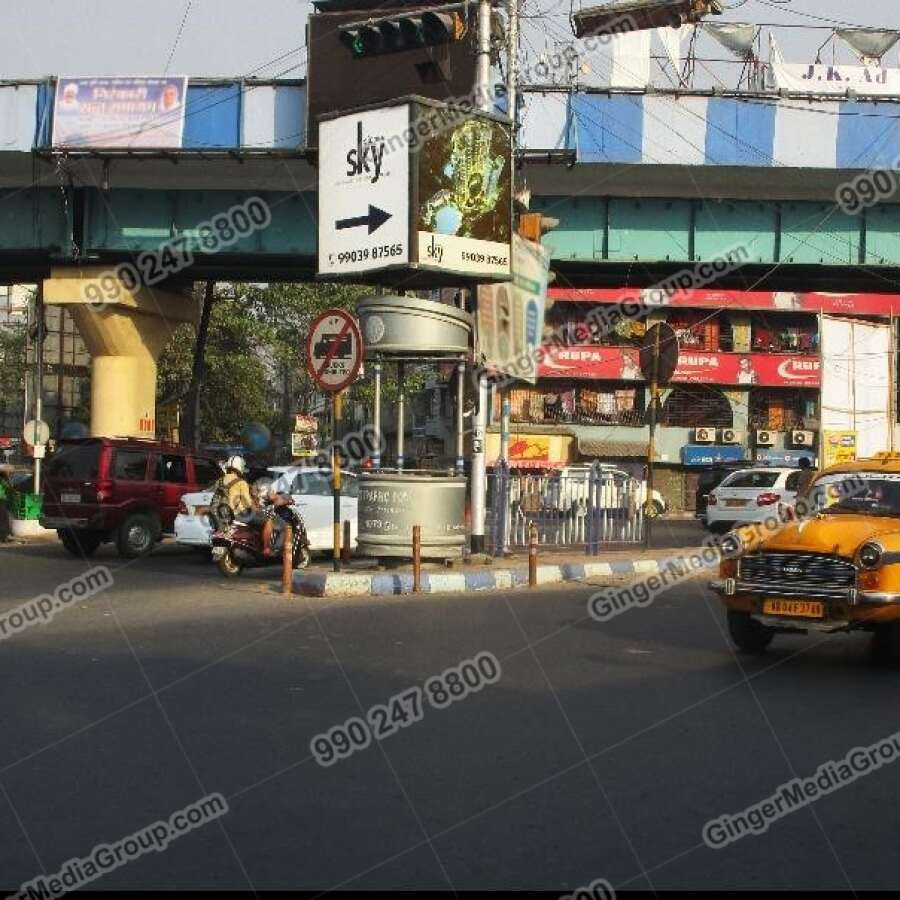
317,97,511,287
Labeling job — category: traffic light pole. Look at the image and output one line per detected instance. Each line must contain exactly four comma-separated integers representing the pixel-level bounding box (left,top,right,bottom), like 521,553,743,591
468,0,495,556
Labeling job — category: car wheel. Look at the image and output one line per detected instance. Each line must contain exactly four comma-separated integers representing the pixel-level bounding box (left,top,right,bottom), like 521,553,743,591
116,513,157,559
59,528,104,557
217,550,243,577
727,610,775,654
872,622,900,666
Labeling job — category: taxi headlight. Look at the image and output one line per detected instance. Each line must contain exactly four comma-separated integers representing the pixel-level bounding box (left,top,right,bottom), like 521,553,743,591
858,542,884,570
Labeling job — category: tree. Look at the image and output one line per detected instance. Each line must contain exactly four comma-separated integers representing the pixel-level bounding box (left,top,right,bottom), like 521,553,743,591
156,284,280,445
156,281,432,452
0,321,26,436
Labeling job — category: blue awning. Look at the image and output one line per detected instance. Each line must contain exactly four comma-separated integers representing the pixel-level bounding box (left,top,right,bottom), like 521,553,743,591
682,445,747,466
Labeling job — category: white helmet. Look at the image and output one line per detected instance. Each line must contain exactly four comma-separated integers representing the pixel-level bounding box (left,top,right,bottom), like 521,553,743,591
226,455,247,475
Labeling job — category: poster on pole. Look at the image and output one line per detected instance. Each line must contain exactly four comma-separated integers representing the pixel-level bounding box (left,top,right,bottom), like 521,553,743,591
477,234,550,385
52,76,188,149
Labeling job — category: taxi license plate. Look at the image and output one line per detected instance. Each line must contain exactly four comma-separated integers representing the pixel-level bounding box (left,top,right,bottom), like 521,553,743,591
762,599,824,619
725,499,748,508
60,492,81,504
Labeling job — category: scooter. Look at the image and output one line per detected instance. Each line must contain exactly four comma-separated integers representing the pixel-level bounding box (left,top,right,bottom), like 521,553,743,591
211,501,311,577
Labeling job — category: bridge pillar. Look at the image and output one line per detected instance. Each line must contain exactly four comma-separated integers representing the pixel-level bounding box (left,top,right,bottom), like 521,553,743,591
42,267,198,438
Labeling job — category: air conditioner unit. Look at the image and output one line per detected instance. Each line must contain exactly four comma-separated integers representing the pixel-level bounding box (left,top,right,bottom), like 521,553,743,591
720,428,744,445
754,430,776,446
694,427,716,444
791,430,816,448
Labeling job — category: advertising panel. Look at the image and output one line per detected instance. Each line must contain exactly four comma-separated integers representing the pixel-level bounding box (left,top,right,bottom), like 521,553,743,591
477,235,550,384
52,76,187,148
318,104,411,278
538,346,821,388
415,111,511,280
771,61,899,97
548,288,900,318
822,431,858,468
317,98,512,287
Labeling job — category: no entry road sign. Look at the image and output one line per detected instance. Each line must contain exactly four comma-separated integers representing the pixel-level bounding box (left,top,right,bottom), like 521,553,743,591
305,309,364,392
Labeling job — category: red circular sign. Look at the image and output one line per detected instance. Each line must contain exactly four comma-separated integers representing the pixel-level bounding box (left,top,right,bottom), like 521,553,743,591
305,309,364,392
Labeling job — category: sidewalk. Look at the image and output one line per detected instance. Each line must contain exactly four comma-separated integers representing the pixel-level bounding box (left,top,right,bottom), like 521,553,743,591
293,544,718,598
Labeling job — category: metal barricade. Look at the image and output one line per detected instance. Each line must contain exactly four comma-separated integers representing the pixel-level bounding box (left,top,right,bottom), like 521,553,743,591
488,463,645,555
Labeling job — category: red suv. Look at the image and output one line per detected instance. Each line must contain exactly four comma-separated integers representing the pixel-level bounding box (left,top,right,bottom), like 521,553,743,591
41,438,221,558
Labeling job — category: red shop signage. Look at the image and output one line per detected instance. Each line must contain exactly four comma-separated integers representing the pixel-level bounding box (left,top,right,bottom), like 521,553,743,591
538,346,821,387
548,288,900,317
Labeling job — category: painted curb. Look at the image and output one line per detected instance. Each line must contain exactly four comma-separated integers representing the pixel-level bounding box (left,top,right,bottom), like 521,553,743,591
293,550,720,598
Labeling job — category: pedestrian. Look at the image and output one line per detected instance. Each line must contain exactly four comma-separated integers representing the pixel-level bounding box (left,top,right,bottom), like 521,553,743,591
795,456,816,499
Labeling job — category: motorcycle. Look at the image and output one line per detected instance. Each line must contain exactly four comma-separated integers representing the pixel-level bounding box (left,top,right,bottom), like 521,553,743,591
211,500,311,577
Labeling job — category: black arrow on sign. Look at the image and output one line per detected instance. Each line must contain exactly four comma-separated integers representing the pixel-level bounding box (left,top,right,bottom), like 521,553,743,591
336,204,392,235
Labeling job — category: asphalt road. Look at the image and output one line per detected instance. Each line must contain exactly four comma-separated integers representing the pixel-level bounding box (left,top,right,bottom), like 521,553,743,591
1,537,899,892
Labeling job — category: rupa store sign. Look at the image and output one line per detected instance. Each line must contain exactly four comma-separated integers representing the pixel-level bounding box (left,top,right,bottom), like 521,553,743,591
318,97,511,288
539,347,821,388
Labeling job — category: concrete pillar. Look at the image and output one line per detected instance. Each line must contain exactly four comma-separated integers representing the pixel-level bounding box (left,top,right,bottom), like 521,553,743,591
42,266,198,438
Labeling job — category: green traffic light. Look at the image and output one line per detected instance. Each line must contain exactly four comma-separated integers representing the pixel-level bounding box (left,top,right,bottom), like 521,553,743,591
351,33,365,56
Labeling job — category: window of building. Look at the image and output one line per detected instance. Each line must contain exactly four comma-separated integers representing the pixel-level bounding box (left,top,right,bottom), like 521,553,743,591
748,390,815,430
509,382,645,426
661,387,733,428
750,313,818,353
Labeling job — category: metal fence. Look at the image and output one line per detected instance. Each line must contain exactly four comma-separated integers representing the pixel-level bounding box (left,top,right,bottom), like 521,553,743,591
487,465,646,555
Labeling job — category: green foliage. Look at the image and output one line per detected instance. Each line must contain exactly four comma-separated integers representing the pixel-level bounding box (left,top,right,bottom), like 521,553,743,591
157,284,281,444
158,282,419,446
0,322,26,433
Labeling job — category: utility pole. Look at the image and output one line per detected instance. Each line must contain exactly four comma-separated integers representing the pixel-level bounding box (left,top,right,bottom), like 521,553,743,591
33,284,45,493
468,0,495,554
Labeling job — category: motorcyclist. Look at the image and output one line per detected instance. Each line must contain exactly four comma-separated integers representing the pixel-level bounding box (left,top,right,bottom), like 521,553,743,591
210,455,256,527
257,481,296,557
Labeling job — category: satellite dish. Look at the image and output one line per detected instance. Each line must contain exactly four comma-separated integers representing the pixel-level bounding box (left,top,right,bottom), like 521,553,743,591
703,22,757,59
835,28,900,65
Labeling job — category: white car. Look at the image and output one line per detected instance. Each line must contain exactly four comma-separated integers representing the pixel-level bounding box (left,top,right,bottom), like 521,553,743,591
175,467,359,552
705,467,802,533
548,464,668,516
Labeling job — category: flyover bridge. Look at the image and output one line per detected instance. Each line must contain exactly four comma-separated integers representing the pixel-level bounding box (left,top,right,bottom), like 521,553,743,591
1,77,898,435
0,78,898,287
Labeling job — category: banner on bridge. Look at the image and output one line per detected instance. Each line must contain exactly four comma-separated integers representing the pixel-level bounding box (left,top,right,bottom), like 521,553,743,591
52,76,188,149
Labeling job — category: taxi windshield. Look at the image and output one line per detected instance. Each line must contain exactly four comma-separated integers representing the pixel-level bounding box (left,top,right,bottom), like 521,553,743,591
811,472,900,517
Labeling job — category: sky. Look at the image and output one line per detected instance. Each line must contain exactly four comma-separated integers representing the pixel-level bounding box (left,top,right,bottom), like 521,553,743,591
0,0,897,80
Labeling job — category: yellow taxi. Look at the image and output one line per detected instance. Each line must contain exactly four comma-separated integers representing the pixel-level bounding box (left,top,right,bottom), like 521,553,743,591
711,453,900,661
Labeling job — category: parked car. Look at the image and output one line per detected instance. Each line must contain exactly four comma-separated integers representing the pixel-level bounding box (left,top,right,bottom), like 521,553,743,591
695,461,751,519
40,438,222,558
704,467,802,533
174,467,359,553
548,464,668,516
711,453,900,661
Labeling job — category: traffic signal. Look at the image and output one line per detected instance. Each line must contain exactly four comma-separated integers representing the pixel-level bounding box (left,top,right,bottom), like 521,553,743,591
337,8,467,57
306,4,485,148
573,0,723,37
518,212,559,287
